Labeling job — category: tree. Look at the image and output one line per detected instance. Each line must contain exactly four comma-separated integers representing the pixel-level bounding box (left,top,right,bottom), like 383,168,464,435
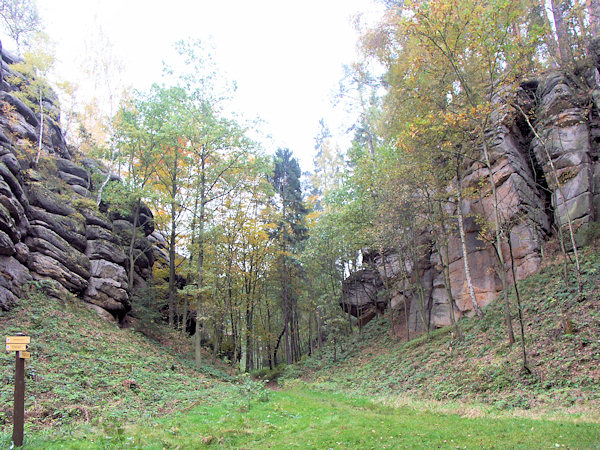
271,148,308,364
78,23,126,206
147,86,192,327
0,0,41,53
113,85,166,292
9,32,55,165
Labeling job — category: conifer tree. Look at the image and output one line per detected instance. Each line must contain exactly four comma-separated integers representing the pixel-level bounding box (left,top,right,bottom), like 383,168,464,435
271,148,307,364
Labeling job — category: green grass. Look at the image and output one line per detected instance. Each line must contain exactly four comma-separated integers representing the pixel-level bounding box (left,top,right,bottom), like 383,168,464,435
0,281,233,435
19,387,600,449
280,245,600,412
2,245,600,447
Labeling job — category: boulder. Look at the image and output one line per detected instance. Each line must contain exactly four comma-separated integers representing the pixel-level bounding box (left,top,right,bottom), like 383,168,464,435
85,239,126,265
27,183,76,216
55,158,90,183
14,242,28,264
0,191,27,226
0,161,28,207
86,303,117,323
70,184,90,197
85,224,119,243
89,259,127,289
58,171,89,188
0,91,39,128
108,204,154,236
0,151,22,176
28,206,86,252
0,255,31,301
27,252,87,293
84,277,130,316
341,269,387,318
0,202,17,241
0,286,17,310
0,229,15,255
25,236,90,280
79,208,112,230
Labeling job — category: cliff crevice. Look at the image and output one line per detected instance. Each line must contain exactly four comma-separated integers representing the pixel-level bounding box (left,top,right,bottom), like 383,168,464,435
0,50,164,323
342,65,600,333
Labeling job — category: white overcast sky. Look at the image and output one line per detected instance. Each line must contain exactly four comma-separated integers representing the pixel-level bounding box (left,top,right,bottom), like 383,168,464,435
29,0,384,170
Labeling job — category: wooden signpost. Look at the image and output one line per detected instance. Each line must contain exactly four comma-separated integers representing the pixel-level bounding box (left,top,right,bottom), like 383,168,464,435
6,334,30,447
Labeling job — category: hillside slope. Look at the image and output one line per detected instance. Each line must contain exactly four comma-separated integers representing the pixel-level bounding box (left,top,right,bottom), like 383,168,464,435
0,283,232,438
285,244,600,414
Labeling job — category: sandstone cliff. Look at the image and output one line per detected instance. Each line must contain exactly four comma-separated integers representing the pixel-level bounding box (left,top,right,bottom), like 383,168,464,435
341,63,600,333
0,50,163,323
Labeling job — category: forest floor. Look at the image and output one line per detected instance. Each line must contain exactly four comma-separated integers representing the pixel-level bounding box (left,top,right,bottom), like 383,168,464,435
279,243,600,416
1,243,600,447
17,387,600,448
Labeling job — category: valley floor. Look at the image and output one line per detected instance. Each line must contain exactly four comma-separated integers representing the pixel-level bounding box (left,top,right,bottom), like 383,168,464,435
15,387,600,449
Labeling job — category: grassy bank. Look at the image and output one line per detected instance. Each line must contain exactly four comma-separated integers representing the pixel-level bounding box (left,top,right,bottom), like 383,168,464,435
0,282,232,439
22,387,600,448
281,246,600,413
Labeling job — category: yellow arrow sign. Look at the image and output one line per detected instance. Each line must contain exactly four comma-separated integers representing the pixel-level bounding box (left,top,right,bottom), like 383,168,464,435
6,344,29,352
6,336,30,344
17,351,30,359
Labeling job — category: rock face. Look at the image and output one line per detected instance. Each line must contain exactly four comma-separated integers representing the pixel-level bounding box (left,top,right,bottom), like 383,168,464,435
0,49,159,322
342,66,600,333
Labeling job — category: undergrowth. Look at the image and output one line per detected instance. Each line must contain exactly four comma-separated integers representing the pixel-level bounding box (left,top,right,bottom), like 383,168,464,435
282,245,600,414
0,281,233,436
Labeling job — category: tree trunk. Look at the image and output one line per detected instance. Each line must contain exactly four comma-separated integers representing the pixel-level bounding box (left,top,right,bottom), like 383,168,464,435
266,298,273,369
127,200,141,293
245,301,254,372
168,179,178,326
551,0,574,69
481,137,514,344
508,235,530,372
35,87,44,166
96,126,118,206
588,0,600,35
456,160,484,318
194,158,207,369
516,105,583,300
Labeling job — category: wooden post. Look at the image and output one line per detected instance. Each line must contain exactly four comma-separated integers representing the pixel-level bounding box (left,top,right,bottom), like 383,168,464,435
6,334,30,448
13,351,25,447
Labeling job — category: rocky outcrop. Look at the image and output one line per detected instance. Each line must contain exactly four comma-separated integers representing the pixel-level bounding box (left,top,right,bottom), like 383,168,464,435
0,49,160,322
342,67,600,333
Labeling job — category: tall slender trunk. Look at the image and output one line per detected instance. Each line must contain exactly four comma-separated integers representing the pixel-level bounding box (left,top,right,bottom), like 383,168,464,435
127,200,141,293
227,264,238,364
282,229,293,364
317,308,323,348
182,295,189,333
516,105,583,300
245,299,254,372
35,88,44,166
194,158,206,369
308,311,313,355
380,250,394,335
0,39,3,87
183,193,199,335
588,0,600,35
456,159,484,318
481,136,514,344
508,235,529,372
434,235,462,340
96,125,118,206
551,0,574,68
167,160,179,326
411,247,430,333
266,299,273,369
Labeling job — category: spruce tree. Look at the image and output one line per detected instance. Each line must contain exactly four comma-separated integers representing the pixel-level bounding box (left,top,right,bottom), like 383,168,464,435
271,148,307,364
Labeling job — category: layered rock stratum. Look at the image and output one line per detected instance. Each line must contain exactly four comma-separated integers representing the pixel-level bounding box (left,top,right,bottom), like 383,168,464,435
0,49,163,323
342,64,600,333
